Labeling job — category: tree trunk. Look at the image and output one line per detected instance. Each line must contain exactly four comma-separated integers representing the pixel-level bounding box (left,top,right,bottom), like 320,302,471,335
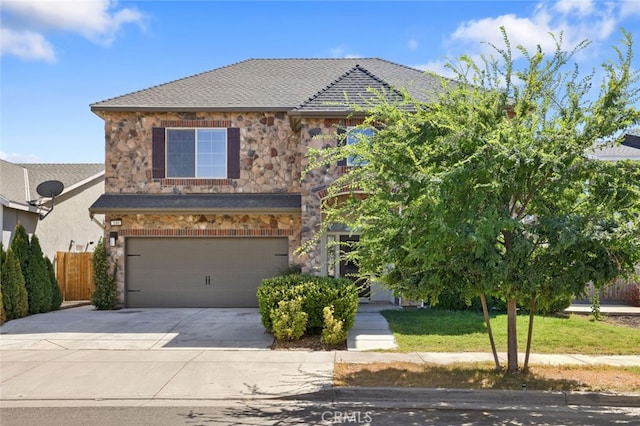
480,293,501,370
523,297,536,373
506,297,519,373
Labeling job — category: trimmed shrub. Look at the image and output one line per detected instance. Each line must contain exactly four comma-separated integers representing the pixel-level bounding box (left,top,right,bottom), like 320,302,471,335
25,235,52,314
91,238,118,310
321,305,347,345
1,249,29,320
271,298,308,340
257,274,358,337
46,256,63,311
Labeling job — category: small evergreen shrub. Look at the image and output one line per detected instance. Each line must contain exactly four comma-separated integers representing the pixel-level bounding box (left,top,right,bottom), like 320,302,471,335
91,238,118,310
0,243,5,324
1,249,29,320
0,282,5,325
46,257,63,311
257,274,358,336
321,305,347,345
270,298,308,340
25,235,52,314
10,224,30,277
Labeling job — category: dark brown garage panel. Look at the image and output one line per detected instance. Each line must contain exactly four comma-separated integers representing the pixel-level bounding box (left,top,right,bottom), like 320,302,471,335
125,237,289,308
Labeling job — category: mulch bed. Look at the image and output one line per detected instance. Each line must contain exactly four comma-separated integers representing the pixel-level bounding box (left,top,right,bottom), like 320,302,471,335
270,334,347,351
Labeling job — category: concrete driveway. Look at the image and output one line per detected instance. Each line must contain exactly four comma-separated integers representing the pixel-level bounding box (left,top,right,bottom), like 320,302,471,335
0,306,275,350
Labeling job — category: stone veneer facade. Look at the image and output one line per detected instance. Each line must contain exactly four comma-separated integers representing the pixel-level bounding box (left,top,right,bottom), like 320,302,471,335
100,110,357,303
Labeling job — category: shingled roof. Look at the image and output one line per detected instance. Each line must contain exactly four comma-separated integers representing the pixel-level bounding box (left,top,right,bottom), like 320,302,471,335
91,58,444,113
590,134,640,161
0,161,104,211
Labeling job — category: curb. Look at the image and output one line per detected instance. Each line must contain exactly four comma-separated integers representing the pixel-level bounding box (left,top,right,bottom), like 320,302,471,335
288,387,640,408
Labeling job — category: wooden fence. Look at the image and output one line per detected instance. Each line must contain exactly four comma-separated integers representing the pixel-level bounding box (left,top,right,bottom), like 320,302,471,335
56,252,94,301
578,276,639,303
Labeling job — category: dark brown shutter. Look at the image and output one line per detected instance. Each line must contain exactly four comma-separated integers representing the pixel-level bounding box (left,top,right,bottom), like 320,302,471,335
227,127,240,179
152,127,166,179
337,128,347,167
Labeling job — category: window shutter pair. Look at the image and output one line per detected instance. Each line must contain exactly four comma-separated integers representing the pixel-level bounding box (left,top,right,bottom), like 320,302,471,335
151,127,240,179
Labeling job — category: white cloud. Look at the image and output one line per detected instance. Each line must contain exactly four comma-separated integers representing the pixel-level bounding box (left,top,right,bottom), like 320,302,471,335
0,0,146,61
554,0,595,16
412,59,457,79
0,28,55,62
620,0,640,18
408,39,419,50
329,46,362,59
446,0,626,63
451,13,558,59
0,150,42,163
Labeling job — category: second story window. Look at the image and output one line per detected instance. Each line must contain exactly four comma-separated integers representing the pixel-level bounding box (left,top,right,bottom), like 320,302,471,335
167,129,227,178
345,127,374,166
152,126,240,180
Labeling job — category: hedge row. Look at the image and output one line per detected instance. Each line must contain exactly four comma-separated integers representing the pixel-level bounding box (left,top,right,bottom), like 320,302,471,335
257,274,359,336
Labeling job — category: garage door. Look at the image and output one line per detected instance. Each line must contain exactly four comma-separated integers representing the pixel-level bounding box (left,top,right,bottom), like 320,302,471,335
125,238,288,308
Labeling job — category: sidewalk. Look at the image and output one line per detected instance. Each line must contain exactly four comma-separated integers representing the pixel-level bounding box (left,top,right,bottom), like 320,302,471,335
1,302,638,409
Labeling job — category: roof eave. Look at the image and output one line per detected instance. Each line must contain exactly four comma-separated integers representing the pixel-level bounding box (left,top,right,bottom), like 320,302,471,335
90,105,293,113
288,110,370,118
88,207,301,215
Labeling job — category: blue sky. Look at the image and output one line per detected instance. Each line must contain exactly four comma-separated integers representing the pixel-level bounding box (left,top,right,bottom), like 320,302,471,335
1,0,639,163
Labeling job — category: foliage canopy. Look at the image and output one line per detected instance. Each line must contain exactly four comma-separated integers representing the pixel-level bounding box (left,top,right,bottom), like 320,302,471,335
307,29,640,372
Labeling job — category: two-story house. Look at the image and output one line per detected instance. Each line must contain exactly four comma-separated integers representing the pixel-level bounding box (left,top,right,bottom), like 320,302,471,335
89,58,444,308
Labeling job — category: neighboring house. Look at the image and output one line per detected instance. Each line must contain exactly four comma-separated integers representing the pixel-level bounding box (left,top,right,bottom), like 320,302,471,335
591,133,640,161
0,160,105,261
89,58,446,308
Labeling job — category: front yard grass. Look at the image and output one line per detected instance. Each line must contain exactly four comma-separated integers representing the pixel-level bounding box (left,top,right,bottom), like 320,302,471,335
381,309,640,355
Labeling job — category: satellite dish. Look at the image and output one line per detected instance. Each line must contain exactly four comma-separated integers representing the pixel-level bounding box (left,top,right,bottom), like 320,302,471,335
37,180,64,198
33,180,64,220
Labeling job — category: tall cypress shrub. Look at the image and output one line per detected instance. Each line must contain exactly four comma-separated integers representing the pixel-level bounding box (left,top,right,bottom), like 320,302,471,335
1,249,29,320
25,235,52,314
10,224,33,313
10,224,30,279
46,256,63,310
91,238,118,310
1,242,6,324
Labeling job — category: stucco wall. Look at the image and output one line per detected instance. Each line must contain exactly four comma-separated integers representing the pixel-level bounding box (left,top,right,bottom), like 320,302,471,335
35,177,105,261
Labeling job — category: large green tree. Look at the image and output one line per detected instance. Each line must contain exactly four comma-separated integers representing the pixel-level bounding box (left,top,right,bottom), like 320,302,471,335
307,30,640,373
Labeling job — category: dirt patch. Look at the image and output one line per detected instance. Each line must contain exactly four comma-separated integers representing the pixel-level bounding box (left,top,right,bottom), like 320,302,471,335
604,315,640,328
334,362,640,393
270,334,347,351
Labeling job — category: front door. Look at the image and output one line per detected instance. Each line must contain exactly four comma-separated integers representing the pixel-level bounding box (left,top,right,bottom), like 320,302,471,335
338,235,370,299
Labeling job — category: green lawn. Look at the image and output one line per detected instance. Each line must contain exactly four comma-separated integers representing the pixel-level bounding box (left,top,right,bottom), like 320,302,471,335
381,309,640,355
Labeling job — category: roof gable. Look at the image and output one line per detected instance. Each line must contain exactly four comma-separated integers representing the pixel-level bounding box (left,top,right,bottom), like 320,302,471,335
91,58,444,113
293,65,407,113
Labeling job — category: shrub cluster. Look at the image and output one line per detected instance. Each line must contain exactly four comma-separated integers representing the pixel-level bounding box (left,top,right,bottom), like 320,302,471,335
257,274,358,342
1,224,62,323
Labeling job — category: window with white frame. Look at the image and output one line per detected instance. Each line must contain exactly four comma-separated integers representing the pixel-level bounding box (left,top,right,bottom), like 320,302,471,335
166,128,227,178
